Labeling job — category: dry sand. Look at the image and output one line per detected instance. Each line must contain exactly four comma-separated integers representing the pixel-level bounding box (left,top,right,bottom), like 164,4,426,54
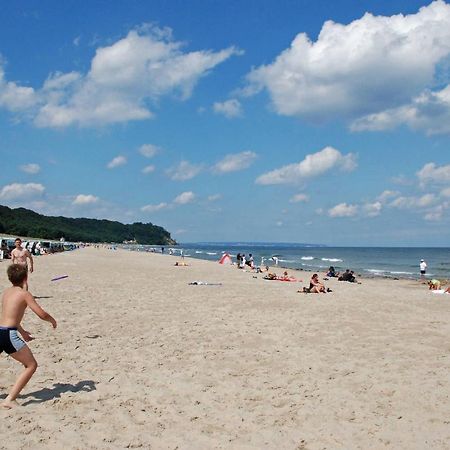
0,247,449,449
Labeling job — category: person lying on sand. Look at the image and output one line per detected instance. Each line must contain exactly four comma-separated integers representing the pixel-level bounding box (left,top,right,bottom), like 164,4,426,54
174,261,189,266
1,264,57,409
428,279,441,290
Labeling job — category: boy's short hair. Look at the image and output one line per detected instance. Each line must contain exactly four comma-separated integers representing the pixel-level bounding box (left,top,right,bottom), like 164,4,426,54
7,264,28,286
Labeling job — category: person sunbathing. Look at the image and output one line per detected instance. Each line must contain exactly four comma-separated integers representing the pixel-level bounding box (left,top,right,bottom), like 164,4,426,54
428,279,441,290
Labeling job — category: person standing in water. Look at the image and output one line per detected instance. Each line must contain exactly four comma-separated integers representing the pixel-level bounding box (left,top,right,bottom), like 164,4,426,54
419,259,427,279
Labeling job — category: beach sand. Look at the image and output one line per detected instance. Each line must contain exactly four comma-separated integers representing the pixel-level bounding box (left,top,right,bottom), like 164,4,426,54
0,247,449,449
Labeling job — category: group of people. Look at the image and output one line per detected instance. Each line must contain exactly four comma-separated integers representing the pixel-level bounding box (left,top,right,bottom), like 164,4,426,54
236,253,255,270
1,238,57,409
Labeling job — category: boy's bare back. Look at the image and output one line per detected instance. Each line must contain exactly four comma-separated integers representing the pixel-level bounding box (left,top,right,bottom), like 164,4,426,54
0,287,30,328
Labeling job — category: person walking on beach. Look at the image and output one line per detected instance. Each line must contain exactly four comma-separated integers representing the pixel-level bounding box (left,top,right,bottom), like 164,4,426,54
420,259,427,278
1,264,57,409
11,238,34,291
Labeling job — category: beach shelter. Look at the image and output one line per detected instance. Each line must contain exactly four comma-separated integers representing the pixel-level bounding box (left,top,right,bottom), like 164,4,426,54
218,253,233,264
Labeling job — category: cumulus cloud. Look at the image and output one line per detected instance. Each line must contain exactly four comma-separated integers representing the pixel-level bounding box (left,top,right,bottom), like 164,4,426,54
0,26,240,127
417,162,450,185
328,203,358,218
141,202,168,213
377,190,399,203
213,151,257,174
289,193,309,203
139,144,160,158
0,65,38,112
173,191,195,205
390,193,437,209
107,155,127,169
166,160,202,181
142,165,155,174
351,85,450,134
0,182,45,200
363,201,382,217
19,163,40,174
213,99,242,118
72,194,99,205
245,1,450,131
256,146,356,185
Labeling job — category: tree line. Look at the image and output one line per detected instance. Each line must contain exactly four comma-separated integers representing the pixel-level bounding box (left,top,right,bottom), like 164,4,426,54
0,205,176,245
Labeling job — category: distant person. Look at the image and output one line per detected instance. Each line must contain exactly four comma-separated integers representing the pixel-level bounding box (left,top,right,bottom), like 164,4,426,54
240,254,246,269
161,247,165,254
236,253,241,267
1,264,57,409
420,259,427,278
309,273,328,293
11,238,34,291
327,266,338,277
338,269,356,283
246,253,254,269
271,256,279,266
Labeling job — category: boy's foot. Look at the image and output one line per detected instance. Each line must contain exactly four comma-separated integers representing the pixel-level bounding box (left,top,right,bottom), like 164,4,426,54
1,399,20,409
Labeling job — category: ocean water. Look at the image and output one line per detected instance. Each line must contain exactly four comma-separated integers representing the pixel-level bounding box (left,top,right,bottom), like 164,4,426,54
125,243,450,280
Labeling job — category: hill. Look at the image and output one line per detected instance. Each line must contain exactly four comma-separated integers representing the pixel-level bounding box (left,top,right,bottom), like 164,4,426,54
0,205,176,245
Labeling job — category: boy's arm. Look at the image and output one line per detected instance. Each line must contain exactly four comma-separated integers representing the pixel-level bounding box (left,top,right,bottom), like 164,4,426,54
17,324,34,342
24,293,57,328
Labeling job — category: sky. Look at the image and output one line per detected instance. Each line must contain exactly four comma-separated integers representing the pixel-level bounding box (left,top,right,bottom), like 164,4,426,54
0,0,450,246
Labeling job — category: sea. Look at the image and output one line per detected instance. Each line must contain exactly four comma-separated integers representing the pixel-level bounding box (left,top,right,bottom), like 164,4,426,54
123,242,450,280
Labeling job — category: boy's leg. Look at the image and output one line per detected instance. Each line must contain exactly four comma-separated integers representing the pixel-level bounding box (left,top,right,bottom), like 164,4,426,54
1,346,37,408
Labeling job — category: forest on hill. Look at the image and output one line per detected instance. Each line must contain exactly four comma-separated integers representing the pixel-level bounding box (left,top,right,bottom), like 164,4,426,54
0,205,176,245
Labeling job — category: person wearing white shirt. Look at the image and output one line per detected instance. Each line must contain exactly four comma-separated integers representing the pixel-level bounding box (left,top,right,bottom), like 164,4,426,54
420,259,427,277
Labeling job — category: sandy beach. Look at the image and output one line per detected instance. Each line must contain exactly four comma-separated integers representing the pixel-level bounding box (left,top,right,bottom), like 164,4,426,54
0,247,449,449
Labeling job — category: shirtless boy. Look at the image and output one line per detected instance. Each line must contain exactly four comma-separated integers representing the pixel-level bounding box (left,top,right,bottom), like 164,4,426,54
0,264,57,409
11,238,34,291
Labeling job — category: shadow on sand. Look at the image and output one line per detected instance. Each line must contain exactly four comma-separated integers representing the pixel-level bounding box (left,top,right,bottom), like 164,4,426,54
19,380,96,406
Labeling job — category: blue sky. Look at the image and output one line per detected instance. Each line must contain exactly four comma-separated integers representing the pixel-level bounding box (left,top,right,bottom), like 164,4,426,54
1,0,450,246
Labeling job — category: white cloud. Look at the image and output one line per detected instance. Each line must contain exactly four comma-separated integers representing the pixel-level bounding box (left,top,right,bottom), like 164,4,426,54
276,221,283,227
289,193,309,203
142,165,155,174
173,191,195,205
107,155,127,169
377,190,399,203
328,203,358,218
417,162,450,185
213,151,257,174
141,202,168,212
139,144,160,158
0,65,38,112
207,194,221,202
256,146,356,185
73,194,99,205
0,182,45,200
213,99,242,118
19,163,40,174
166,160,202,181
424,202,449,221
0,26,240,127
363,201,382,217
390,193,437,209
246,1,450,128
351,85,450,135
